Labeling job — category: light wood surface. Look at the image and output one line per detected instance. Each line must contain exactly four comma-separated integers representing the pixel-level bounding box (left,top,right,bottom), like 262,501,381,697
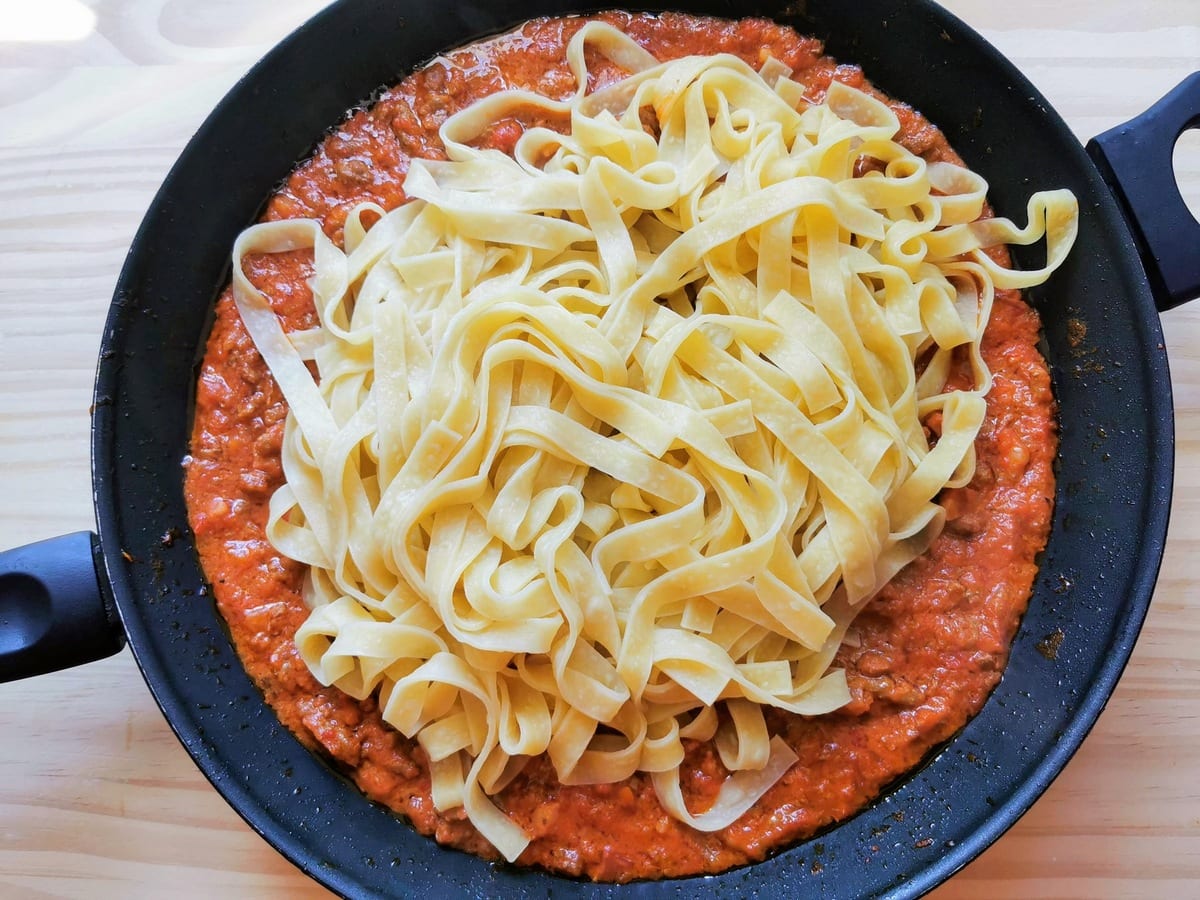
1,2,1197,897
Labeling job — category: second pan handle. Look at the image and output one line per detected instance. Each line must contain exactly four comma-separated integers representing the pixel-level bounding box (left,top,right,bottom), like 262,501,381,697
1087,72,1200,312
0,532,125,682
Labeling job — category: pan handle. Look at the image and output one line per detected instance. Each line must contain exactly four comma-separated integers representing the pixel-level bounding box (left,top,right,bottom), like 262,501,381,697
1087,72,1200,312
0,532,126,682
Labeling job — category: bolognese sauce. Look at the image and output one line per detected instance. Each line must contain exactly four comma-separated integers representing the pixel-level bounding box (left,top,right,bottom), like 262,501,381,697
184,12,1056,881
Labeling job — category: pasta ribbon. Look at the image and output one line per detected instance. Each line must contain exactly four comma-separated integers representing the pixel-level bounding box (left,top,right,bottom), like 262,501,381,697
231,21,1077,861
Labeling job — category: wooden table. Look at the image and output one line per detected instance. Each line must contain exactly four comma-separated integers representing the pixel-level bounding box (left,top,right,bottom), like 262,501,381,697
1,1,1196,896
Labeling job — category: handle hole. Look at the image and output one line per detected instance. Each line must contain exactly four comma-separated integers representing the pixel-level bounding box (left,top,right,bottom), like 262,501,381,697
0,573,51,653
1173,127,1200,227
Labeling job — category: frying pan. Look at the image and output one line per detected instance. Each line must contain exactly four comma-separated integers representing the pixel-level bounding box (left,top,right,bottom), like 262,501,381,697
2,0,1197,895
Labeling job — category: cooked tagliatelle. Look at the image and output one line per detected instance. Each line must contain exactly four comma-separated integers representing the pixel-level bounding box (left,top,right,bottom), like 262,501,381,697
229,22,1077,862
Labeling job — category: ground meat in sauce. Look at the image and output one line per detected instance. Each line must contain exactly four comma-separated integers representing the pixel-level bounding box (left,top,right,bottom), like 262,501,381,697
183,12,1056,883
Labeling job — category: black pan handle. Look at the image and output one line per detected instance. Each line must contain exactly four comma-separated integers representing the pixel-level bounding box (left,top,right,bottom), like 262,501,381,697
1087,72,1200,312
0,532,126,682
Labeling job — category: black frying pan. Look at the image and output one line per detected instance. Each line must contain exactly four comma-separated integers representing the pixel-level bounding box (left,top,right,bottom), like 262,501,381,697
2,0,1197,896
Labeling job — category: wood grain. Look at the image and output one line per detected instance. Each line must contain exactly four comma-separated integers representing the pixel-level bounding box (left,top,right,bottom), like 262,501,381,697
0,1,1196,897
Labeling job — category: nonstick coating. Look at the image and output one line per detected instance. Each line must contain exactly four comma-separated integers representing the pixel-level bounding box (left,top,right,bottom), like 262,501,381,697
91,0,1173,896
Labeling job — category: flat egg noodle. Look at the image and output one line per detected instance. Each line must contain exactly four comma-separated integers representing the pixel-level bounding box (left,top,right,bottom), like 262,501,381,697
230,21,1078,862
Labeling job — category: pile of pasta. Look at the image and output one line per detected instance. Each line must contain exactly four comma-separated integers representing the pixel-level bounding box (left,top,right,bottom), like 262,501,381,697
231,22,1077,861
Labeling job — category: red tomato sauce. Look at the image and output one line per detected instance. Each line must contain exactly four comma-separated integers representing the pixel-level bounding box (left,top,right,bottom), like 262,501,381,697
184,12,1056,882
